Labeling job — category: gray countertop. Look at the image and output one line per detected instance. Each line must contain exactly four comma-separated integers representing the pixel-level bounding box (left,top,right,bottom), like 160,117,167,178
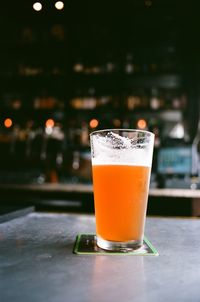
0,213,200,302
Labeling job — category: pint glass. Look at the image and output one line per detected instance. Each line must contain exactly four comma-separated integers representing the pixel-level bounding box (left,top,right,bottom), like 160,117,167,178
90,129,154,251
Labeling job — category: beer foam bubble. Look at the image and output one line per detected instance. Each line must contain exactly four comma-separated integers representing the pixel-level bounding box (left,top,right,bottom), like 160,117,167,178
91,131,154,167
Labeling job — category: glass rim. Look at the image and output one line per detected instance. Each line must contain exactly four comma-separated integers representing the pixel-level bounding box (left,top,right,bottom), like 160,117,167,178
90,128,155,137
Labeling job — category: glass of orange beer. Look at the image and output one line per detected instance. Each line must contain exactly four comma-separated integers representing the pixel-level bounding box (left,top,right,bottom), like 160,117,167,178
90,129,154,251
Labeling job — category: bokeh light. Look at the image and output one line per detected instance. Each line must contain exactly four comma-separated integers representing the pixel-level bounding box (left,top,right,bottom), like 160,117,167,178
55,1,64,10
137,119,147,129
33,2,42,11
45,119,55,128
89,119,99,129
4,118,13,128
112,118,121,128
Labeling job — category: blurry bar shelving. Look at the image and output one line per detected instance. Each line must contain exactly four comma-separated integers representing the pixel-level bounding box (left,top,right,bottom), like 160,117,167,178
0,0,200,215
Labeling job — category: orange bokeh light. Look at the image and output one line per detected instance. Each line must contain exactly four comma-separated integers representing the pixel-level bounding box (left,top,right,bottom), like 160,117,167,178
45,119,55,128
112,119,121,127
4,118,13,128
89,119,99,129
137,119,147,129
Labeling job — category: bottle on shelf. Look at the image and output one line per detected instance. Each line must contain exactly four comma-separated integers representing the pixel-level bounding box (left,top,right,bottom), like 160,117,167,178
126,88,148,111
73,56,85,74
43,120,65,183
70,87,97,110
69,149,92,184
33,95,63,110
149,87,164,110
50,24,65,42
126,94,141,110
149,118,162,148
103,52,117,74
80,121,89,147
124,53,135,74
82,87,98,109
192,109,200,178
21,26,36,44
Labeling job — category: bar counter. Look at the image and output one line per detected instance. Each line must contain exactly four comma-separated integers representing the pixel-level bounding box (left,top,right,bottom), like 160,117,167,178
1,183,200,215
0,183,200,196
1,212,200,302
1,182,200,197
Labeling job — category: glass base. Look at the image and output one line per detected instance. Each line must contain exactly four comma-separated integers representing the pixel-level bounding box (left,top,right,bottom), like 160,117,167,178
96,236,143,252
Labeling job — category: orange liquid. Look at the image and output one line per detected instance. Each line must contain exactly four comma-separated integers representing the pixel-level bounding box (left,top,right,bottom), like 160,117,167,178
92,165,150,242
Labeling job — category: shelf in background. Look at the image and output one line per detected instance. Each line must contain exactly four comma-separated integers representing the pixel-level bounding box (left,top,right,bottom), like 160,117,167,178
0,73,182,89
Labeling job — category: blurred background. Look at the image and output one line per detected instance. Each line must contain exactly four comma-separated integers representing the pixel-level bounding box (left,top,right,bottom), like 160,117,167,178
0,0,200,215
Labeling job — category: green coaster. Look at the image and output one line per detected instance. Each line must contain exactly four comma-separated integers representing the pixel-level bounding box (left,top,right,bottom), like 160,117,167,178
73,234,159,256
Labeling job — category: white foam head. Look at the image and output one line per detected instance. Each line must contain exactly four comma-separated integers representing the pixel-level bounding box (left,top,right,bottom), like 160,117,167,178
90,130,154,167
